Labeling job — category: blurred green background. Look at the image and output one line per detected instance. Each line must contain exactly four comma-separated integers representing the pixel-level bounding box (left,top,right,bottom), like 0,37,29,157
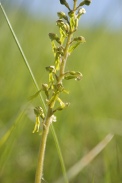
0,2,122,183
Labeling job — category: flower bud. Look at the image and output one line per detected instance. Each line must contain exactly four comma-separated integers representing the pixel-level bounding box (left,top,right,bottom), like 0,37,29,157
78,0,91,7
84,0,92,5
42,84,49,98
60,0,67,5
42,83,48,90
75,72,83,81
34,106,45,119
49,33,61,44
56,20,70,34
54,102,70,111
45,66,56,73
74,36,86,43
59,0,71,10
64,71,83,81
56,19,64,27
56,46,64,56
68,10,75,18
57,12,68,21
54,83,64,92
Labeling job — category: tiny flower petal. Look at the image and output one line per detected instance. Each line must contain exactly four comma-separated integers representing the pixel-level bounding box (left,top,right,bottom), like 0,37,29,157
32,116,40,133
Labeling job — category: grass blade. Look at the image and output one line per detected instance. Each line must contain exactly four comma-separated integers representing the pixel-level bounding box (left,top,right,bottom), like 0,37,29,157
51,124,69,183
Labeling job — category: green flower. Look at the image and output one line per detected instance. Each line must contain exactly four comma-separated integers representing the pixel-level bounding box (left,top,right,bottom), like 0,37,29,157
32,116,41,133
32,107,45,133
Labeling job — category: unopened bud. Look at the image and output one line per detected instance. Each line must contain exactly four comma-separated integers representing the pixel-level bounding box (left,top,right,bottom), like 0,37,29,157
68,10,74,18
56,46,64,56
42,83,48,90
60,0,67,5
59,0,71,10
84,0,92,5
57,12,68,21
46,66,56,73
56,19,64,27
75,72,83,81
49,33,61,44
74,36,86,43
78,0,91,7
64,71,83,81
34,106,44,117
56,20,70,34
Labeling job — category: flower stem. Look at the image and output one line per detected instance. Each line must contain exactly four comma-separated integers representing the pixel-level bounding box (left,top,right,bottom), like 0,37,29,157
34,107,52,183
34,32,73,183
73,0,77,10
59,33,73,83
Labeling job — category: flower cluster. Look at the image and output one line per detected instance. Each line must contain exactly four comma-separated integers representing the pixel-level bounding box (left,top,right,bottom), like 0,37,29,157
32,0,92,133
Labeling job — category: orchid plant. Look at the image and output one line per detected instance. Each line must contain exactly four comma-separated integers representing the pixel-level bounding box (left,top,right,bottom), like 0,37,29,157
31,0,92,182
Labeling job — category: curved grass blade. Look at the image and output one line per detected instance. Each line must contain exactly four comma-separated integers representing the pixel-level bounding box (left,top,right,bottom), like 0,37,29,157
51,124,69,183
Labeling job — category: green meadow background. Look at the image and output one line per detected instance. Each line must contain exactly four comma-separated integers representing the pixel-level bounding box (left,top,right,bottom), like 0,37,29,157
0,6,122,183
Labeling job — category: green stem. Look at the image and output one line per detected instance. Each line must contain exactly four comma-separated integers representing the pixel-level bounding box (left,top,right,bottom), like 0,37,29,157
34,31,74,182
59,33,73,83
73,0,77,10
34,108,52,183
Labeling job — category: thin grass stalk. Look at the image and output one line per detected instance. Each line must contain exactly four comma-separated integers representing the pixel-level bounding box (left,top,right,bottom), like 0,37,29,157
0,3,45,108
